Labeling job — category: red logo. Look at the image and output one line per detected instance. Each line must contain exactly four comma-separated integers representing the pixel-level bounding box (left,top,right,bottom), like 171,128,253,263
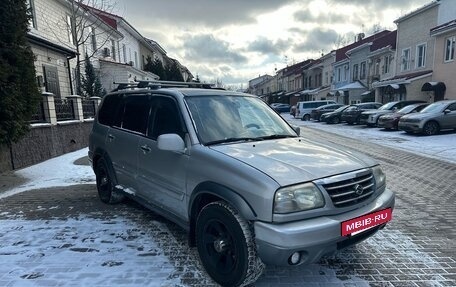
341,208,392,236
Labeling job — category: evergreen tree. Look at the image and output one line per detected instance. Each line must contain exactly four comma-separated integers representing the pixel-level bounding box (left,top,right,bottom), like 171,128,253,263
81,54,104,98
144,56,166,80
166,61,184,82
0,0,40,145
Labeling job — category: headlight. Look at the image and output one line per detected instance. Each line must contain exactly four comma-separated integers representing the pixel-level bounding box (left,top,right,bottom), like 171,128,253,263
372,165,386,188
274,183,325,214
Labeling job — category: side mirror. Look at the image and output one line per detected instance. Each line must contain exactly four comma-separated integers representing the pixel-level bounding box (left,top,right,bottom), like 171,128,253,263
444,109,451,114
291,125,301,136
157,134,185,152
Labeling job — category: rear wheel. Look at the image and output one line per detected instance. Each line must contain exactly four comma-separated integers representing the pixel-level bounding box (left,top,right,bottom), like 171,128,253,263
196,201,264,287
95,158,124,204
302,114,310,121
332,117,340,124
423,121,440,136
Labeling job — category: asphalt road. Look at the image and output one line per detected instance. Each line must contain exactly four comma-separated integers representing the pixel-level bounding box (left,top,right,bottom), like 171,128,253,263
0,126,455,287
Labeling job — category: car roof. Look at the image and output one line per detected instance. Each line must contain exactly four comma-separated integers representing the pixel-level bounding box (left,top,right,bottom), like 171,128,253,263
107,87,255,99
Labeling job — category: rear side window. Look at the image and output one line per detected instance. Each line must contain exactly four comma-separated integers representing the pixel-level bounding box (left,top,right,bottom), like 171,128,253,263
121,96,150,134
98,95,121,126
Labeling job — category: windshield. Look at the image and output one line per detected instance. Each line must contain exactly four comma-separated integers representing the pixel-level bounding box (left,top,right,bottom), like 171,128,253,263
379,102,397,110
420,102,447,113
397,104,418,114
334,105,348,112
185,95,297,145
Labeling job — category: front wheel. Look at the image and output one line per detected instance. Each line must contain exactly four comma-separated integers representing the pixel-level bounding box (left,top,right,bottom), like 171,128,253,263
332,117,340,124
196,201,264,287
423,121,440,136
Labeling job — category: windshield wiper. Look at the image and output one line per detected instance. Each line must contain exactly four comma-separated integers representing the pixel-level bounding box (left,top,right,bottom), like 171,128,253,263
261,134,297,140
205,137,264,146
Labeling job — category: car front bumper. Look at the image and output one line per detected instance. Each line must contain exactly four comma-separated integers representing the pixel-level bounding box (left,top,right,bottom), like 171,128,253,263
254,189,395,266
398,122,422,132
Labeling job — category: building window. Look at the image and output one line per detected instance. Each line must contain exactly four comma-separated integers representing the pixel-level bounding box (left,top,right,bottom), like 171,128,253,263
304,77,307,88
66,15,75,45
26,0,37,28
134,51,138,68
308,76,312,88
383,55,390,74
375,59,380,75
344,65,348,81
353,64,359,80
337,68,341,82
416,43,426,68
111,39,116,60
360,62,366,79
445,36,455,62
122,44,127,63
401,48,410,71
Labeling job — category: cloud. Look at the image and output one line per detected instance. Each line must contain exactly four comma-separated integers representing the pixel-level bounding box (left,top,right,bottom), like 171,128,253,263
293,10,345,24
116,0,297,28
247,37,289,55
182,34,248,64
292,28,339,53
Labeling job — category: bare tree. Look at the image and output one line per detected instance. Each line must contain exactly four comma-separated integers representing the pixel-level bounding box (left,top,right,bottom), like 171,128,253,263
40,0,118,95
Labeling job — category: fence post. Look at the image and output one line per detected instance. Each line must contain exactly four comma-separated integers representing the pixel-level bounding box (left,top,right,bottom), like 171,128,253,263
67,95,83,121
90,96,102,111
42,92,57,125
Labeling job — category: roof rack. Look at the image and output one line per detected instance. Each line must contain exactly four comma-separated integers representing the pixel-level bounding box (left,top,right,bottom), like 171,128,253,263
113,80,219,91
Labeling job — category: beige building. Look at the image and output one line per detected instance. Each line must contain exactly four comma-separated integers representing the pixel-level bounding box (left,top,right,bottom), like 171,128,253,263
430,20,456,100
374,0,455,103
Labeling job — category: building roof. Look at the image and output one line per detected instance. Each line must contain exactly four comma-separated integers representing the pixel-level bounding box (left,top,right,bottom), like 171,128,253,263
281,59,314,77
430,19,456,36
394,1,439,24
335,30,391,62
370,30,397,52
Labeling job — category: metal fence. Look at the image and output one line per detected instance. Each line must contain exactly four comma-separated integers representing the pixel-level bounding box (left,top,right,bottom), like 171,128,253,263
55,98,75,121
82,98,96,119
30,99,46,123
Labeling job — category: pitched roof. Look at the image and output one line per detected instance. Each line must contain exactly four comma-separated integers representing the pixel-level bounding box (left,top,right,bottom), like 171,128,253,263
370,30,397,52
430,19,456,36
282,59,314,77
335,30,391,62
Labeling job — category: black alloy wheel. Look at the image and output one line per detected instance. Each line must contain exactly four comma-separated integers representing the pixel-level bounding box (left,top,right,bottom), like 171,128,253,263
332,116,340,124
196,201,264,287
423,121,440,136
95,158,124,204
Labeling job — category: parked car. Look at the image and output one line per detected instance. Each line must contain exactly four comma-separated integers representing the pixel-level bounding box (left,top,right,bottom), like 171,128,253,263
377,103,429,130
273,103,291,113
359,100,426,127
398,100,456,136
320,105,350,124
295,100,336,121
341,102,383,125
89,80,394,287
311,104,344,121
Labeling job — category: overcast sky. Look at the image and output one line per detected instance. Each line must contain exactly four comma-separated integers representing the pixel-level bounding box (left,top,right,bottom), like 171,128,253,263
114,0,429,87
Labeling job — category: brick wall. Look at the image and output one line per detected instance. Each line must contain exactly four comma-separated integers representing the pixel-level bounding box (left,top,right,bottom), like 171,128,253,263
0,122,92,172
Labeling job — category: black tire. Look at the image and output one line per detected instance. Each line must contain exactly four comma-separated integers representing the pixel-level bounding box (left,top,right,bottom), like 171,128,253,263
196,201,264,287
95,158,124,204
332,117,340,124
423,121,440,136
302,114,310,121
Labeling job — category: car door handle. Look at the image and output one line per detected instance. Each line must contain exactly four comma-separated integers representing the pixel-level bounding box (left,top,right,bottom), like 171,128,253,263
140,145,151,153
108,134,115,141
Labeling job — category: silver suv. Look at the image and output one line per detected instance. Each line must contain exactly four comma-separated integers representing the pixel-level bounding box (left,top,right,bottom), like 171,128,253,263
89,81,395,287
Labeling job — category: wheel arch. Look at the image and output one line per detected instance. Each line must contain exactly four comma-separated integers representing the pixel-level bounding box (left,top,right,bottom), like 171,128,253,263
188,182,257,247
93,149,118,185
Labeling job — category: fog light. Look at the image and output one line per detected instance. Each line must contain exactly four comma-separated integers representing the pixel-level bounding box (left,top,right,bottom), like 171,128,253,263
289,252,301,265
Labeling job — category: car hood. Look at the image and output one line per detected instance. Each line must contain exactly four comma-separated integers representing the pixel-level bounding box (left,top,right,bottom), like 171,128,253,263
210,138,376,186
401,112,436,120
381,112,403,119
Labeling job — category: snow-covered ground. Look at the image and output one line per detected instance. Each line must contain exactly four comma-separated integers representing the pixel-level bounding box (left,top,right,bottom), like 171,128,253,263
283,113,456,164
0,148,95,200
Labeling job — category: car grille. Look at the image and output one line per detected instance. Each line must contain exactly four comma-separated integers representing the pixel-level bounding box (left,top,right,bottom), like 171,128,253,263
322,172,375,208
